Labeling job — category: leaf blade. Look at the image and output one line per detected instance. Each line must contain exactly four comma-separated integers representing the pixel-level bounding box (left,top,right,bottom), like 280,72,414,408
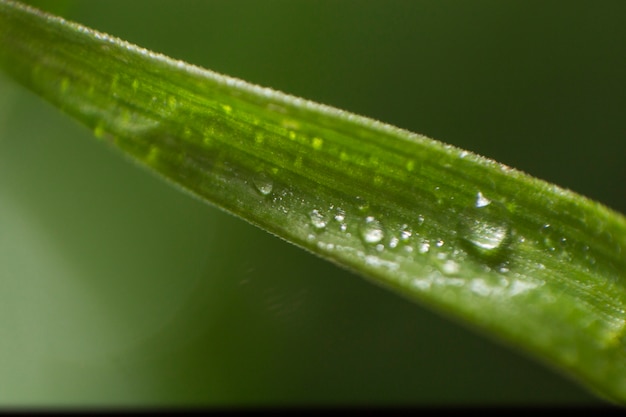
1,0,626,402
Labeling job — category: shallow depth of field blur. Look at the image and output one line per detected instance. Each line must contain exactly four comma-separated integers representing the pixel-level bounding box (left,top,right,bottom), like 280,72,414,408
0,0,624,405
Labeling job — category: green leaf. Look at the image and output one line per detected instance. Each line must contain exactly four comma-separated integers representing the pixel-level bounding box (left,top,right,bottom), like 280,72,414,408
1,0,625,403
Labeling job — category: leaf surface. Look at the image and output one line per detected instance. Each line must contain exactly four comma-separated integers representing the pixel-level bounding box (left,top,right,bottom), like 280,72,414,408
1,0,625,402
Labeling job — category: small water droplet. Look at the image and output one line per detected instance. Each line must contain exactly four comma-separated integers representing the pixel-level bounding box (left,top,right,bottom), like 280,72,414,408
309,209,328,230
360,216,384,244
253,171,273,196
417,215,425,226
436,239,445,247
400,224,412,241
389,236,400,249
334,207,346,222
375,243,385,252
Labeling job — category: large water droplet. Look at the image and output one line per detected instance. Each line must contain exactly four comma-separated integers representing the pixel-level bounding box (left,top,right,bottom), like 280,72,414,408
360,216,384,244
460,192,511,259
253,171,273,196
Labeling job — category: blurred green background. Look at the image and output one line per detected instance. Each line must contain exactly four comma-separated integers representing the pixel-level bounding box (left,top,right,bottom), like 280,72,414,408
1,0,625,406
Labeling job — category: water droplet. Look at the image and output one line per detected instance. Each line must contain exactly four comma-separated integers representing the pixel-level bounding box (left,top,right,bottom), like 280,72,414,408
360,216,384,244
417,215,425,226
459,195,511,259
334,207,346,222
418,240,430,254
389,236,400,249
400,224,412,241
253,171,273,196
309,209,328,230
436,239,445,247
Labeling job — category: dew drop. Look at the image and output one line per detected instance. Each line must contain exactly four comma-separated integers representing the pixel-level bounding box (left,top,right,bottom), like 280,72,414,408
309,209,328,230
418,240,430,254
459,193,511,259
360,216,384,244
334,207,346,222
400,224,412,241
253,171,273,196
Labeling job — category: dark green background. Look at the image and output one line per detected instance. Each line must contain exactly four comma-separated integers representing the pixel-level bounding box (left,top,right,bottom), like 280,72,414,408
1,0,624,406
